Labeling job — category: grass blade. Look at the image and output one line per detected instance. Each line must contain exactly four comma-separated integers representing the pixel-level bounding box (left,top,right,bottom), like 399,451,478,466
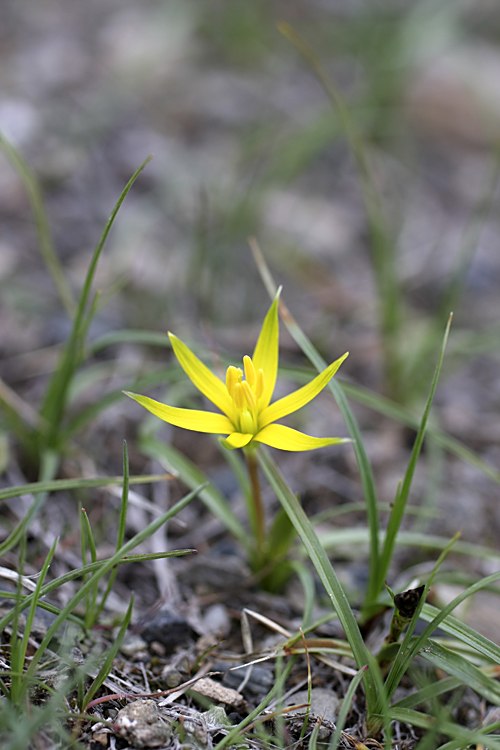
257,447,377,714
39,156,152,454
420,640,500,705
374,314,453,600
0,131,74,317
81,597,134,710
141,435,250,552
20,483,202,692
251,241,381,614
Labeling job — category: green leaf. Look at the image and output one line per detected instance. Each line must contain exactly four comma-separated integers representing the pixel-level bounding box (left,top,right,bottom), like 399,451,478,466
39,156,152,454
252,245,381,616
257,447,378,714
376,314,452,600
140,436,249,552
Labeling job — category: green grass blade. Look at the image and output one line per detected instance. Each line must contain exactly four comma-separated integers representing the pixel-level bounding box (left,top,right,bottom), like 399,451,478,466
18,539,58,697
252,243,381,612
0,551,195,633
81,597,134,710
94,441,130,621
391,676,461,710
329,665,369,749
383,568,500,704
421,640,500,705
140,435,250,552
39,156,152,452
88,329,171,355
277,24,401,395
80,508,98,628
213,658,296,750
0,473,170,504
257,447,378,714
19,483,202,692
63,369,183,440
0,131,74,317
340,380,500,486
375,314,452,598
288,560,315,631
389,708,500,750
319,527,500,565
420,603,500,665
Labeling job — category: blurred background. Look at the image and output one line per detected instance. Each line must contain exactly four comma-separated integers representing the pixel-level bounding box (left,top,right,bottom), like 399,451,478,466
1,0,500,617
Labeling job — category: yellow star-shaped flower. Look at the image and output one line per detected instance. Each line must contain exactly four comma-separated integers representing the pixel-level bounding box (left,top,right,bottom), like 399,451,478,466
125,292,349,451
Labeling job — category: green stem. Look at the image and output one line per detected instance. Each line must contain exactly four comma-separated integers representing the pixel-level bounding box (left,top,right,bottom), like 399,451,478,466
245,448,265,567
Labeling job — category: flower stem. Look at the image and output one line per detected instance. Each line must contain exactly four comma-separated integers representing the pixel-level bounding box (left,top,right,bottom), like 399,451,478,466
245,448,265,568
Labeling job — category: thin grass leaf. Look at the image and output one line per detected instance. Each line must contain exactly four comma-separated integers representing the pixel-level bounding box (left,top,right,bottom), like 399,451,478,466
375,314,452,601
0,473,171,504
379,533,460,713
63,367,185,442
390,707,500,750
17,538,58,697
88,329,171,355
39,156,152,455
421,603,500,665
213,657,296,750
257,447,378,714
0,550,196,633
391,675,461,710
80,508,98,628
140,435,249,552
277,24,402,397
218,437,253,523
307,719,321,750
18,483,202,696
0,132,74,317
340,380,500,486
329,665,368,749
94,441,130,621
288,560,315,631
81,597,134,710
318,527,500,565
420,640,500,706
251,241,381,615
9,534,27,703
383,567,500,707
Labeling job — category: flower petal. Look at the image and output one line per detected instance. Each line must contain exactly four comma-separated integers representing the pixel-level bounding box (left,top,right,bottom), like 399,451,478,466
169,333,234,417
259,352,349,428
252,290,281,409
254,423,351,451
124,392,233,434
222,432,254,449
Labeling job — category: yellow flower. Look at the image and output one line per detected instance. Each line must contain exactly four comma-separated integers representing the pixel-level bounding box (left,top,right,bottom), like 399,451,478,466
125,292,349,451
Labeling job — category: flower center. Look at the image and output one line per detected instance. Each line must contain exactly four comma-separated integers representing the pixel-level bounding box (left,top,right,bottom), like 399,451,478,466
225,355,265,434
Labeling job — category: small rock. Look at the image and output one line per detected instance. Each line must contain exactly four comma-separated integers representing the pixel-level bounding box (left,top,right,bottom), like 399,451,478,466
113,700,171,748
191,677,245,709
140,608,195,653
285,688,340,741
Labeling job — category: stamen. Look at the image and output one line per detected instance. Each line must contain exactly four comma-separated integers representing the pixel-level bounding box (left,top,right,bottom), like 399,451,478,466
243,355,256,387
241,380,256,409
225,366,238,397
256,369,265,399
233,382,244,410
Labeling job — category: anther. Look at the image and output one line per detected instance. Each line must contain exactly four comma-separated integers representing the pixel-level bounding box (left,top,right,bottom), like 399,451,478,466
256,369,265,399
243,355,256,387
241,380,256,409
225,366,237,397
233,382,244,410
